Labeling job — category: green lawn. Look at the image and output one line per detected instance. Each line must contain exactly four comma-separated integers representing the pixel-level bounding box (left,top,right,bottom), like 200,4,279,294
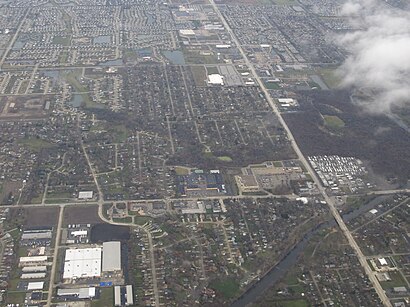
52,36,70,46
190,66,207,86
18,138,55,152
134,216,152,225
323,115,345,130
217,156,233,162
211,278,240,299
113,216,133,223
6,291,26,305
275,299,310,307
91,287,113,307
380,271,408,289
318,68,341,89
264,81,280,89
174,166,190,175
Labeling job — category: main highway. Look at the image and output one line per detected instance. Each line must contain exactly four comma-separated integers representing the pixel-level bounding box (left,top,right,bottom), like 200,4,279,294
208,0,392,305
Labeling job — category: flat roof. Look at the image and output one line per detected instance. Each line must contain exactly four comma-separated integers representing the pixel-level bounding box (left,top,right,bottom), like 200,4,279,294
78,191,93,199
28,282,44,290
114,286,121,306
208,74,224,85
102,241,121,272
126,285,134,305
63,248,101,279
20,256,48,263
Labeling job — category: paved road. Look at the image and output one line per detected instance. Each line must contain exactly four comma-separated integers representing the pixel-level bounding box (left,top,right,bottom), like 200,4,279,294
0,9,29,70
208,1,392,306
46,205,64,306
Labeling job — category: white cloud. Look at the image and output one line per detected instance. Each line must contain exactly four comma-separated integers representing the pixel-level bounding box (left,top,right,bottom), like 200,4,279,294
337,0,410,113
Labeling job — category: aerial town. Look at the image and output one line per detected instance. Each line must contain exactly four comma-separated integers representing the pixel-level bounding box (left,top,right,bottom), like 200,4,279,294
0,0,409,306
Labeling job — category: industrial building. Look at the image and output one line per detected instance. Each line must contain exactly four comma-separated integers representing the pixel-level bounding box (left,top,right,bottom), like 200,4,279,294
114,285,134,306
207,74,224,85
19,256,48,267
21,273,46,279
102,241,121,272
57,287,96,300
27,281,44,291
78,191,93,199
21,266,47,273
63,248,102,279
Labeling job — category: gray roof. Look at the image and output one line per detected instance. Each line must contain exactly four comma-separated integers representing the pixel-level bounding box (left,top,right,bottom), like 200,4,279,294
102,241,121,272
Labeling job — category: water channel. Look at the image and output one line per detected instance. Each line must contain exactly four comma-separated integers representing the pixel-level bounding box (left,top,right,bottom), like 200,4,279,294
231,194,391,307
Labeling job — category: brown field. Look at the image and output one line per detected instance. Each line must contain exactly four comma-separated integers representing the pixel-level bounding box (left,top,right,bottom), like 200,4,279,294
24,207,59,227
0,180,23,205
63,205,102,226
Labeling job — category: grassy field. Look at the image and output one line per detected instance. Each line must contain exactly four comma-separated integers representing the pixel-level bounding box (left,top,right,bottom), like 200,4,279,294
318,68,341,89
134,215,152,225
264,81,281,89
274,299,310,307
217,156,233,162
206,66,219,74
380,271,408,289
91,287,113,307
211,278,240,299
323,115,345,130
174,166,190,175
18,137,55,152
190,66,207,86
6,291,26,305
113,216,133,223
108,124,128,142
52,36,70,46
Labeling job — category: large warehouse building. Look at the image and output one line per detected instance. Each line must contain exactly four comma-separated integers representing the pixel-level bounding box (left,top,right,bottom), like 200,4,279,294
63,248,102,279
102,241,121,272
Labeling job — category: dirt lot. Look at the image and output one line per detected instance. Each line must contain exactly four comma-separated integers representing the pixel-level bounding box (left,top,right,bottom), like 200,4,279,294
24,207,59,227
63,205,102,226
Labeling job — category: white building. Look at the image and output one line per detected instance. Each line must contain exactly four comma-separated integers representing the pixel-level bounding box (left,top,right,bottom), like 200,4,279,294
102,241,121,272
27,282,44,290
207,74,224,85
57,287,96,299
78,191,93,199
63,248,102,279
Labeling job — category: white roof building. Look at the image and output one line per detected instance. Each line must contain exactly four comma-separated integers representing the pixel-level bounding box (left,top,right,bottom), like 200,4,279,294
57,287,96,299
379,258,388,266
78,191,93,199
102,241,121,272
207,74,224,86
179,29,195,36
27,282,44,290
63,248,102,279
19,256,48,266
21,273,47,279
22,266,47,273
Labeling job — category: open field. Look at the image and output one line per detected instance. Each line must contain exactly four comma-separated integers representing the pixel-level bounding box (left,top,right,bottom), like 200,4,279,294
63,205,102,225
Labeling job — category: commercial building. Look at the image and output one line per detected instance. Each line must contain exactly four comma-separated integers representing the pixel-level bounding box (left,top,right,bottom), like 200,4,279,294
19,256,48,267
102,241,121,272
21,273,47,279
78,191,93,199
27,281,44,290
126,285,134,306
63,248,102,279
22,266,47,273
57,287,96,299
114,285,134,306
235,175,260,193
207,74,224,85
114,286,121,306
